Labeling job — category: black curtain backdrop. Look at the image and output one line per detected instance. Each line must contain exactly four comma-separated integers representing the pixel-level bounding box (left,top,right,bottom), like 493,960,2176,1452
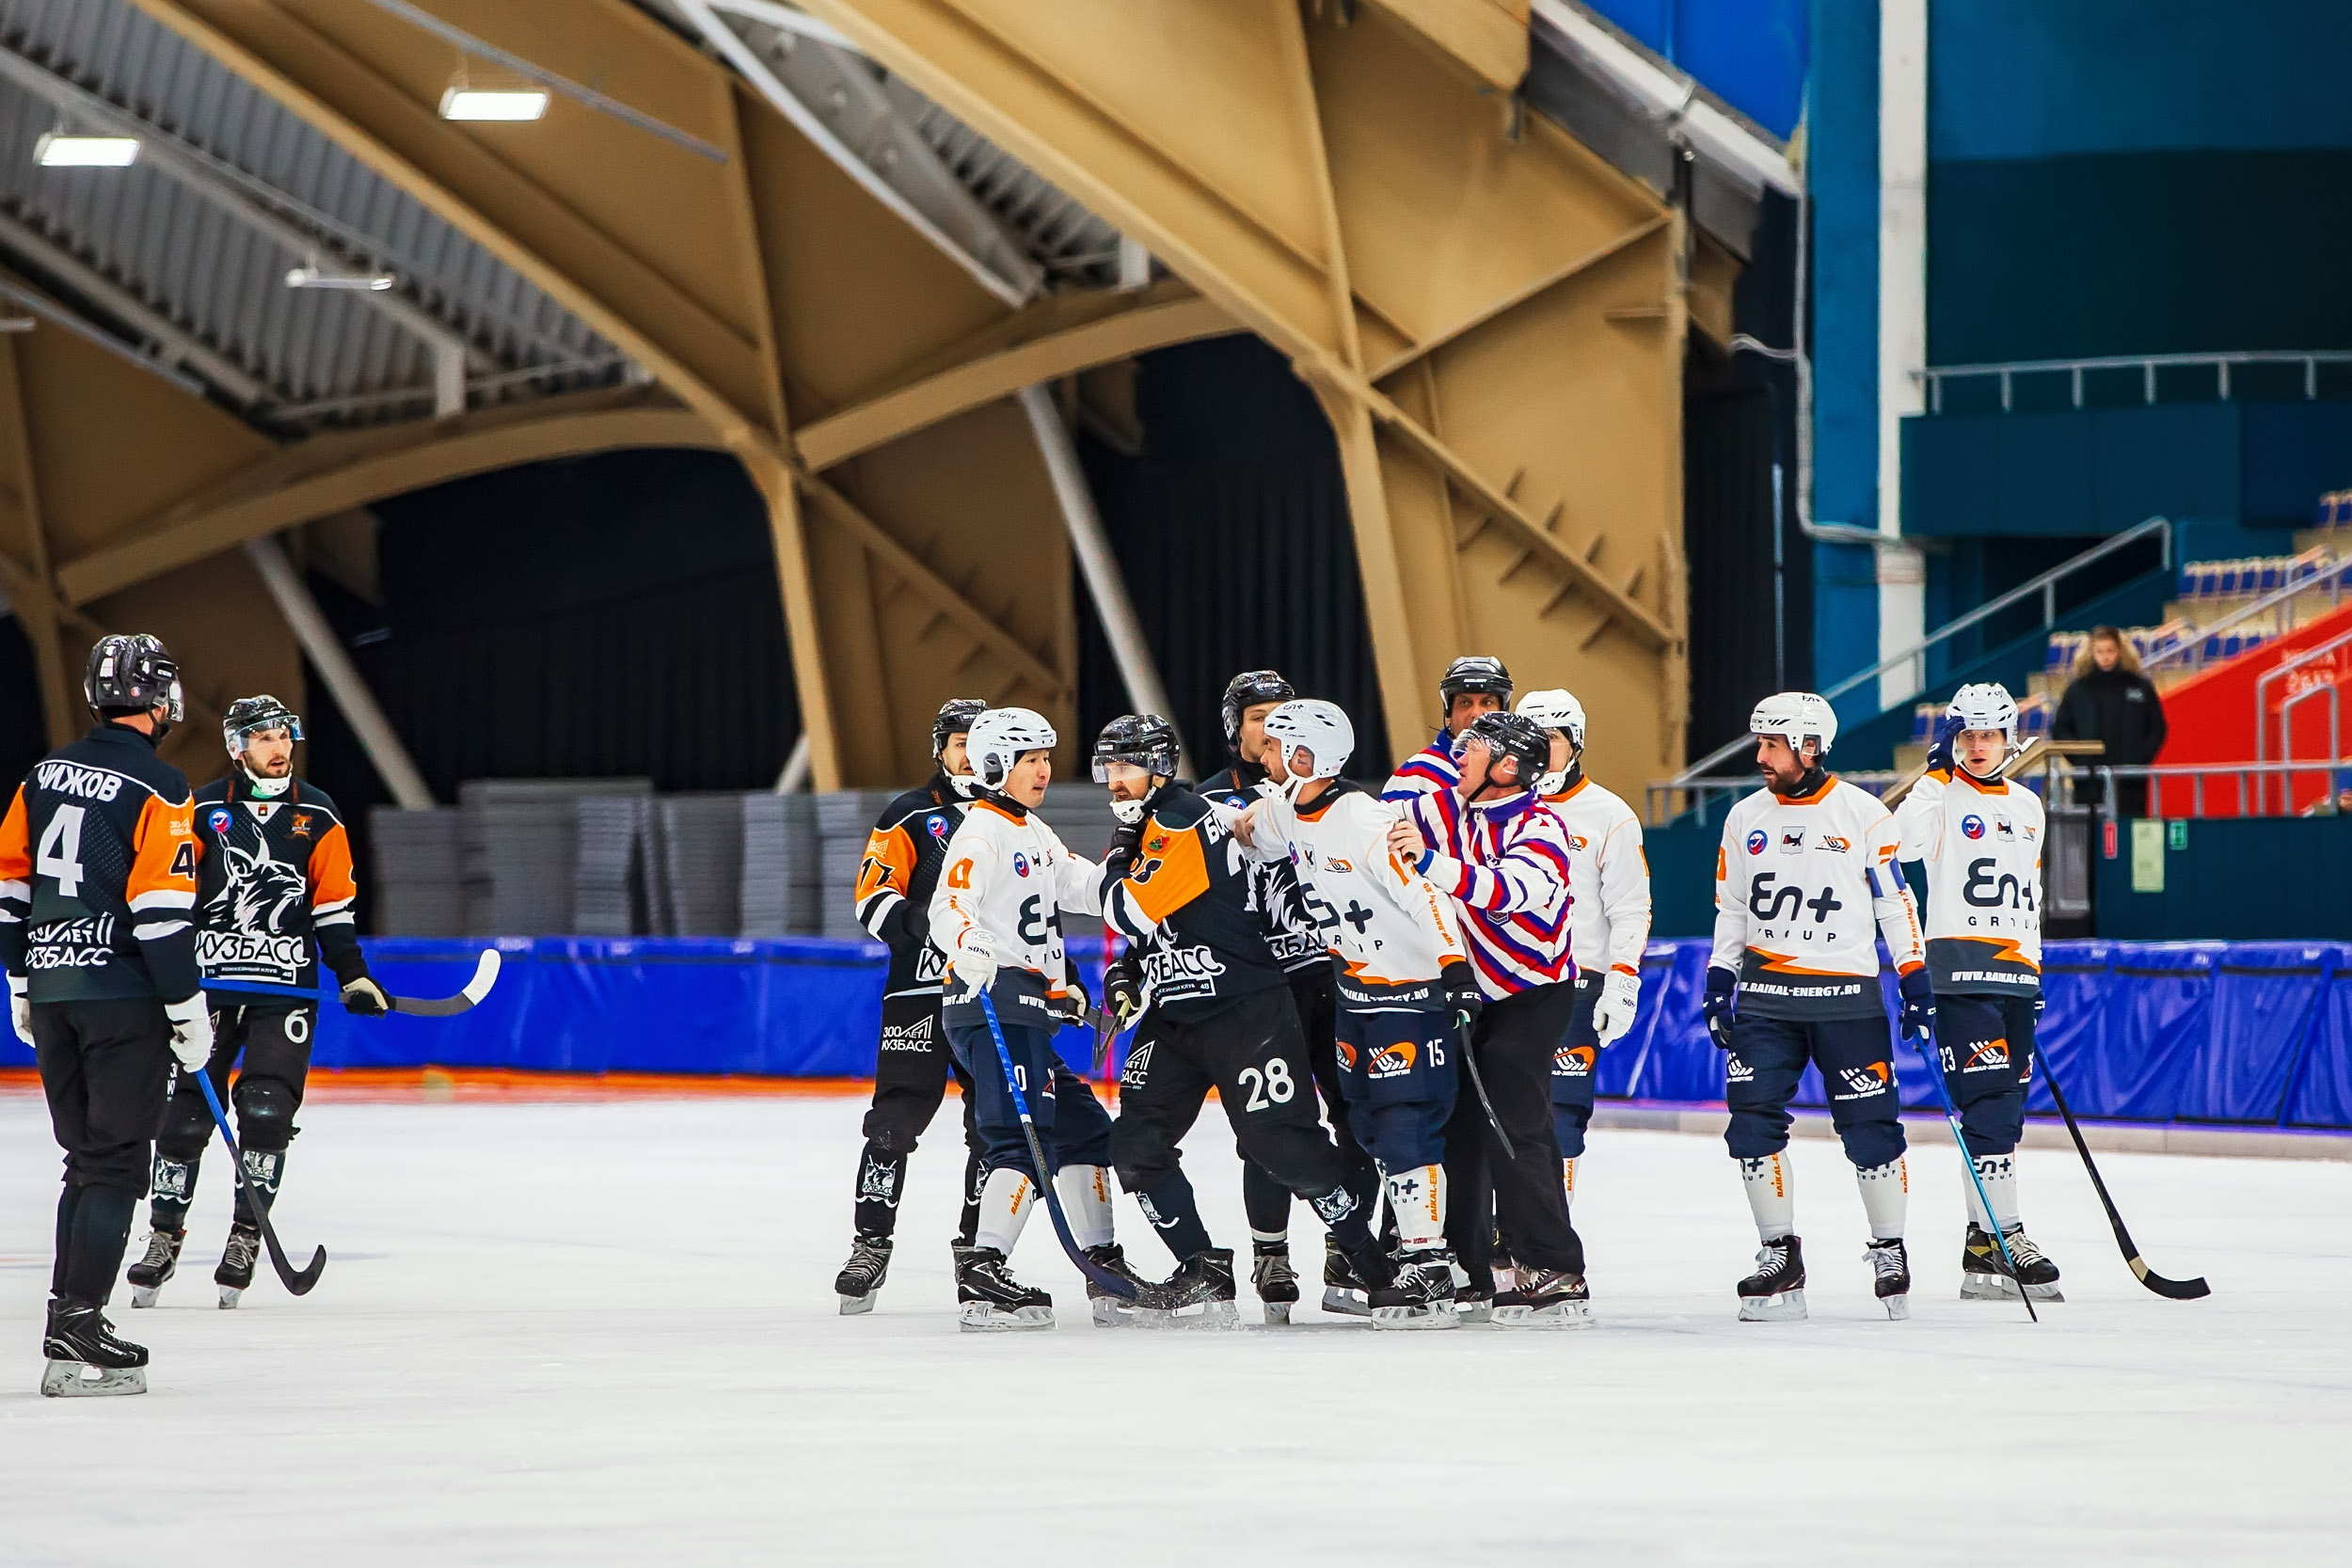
1076,336,1391,780
0,614,45,799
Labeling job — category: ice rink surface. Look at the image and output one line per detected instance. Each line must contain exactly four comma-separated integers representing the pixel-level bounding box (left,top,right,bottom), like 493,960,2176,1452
0,1086,2345,1567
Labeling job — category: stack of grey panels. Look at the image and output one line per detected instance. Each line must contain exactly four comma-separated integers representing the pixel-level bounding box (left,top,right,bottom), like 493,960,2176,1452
459,779,651,937
815,789,898,942
1040,782,1123,864
660,794,747,937
740,793,820,936
574,796,649,937
369,807,465,936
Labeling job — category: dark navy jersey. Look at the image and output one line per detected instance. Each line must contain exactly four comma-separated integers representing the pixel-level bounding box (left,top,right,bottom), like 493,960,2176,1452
853,772,969,999
1102,784,1290,1022
1195,764,1327,975
0,723,200,1004
192,776,368,993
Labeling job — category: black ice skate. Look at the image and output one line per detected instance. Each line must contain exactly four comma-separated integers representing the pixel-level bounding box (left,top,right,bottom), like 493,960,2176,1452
1866,1237,1911,1321
1737,1235,1806,1322
834,1236,892,1316
1084,1243,1152,1326
956,1246,1052,1332
1494,1268,1596,1330
127,1227,184,1309
1454,1281,1495,1324
1321,1232,1370,1317
1368,1247,1460,1331
215,1223,260,1310
1962,1223,2065,1302
41,1298,149,1398
1146,1247,1239,1330
1250,1240,1299,1325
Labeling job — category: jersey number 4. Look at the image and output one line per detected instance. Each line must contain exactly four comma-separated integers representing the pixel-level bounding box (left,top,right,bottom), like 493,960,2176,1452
35,804,85,897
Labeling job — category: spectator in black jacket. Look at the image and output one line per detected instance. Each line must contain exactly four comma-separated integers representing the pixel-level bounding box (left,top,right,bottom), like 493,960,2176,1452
2053,626,2168,816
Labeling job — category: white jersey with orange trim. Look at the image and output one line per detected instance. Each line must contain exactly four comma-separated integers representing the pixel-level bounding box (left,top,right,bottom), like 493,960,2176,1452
1893,766,2044,995
1709,775,1925,1021
1242,779,1467,1011
1541,774,1652,983
929,795,1102,1030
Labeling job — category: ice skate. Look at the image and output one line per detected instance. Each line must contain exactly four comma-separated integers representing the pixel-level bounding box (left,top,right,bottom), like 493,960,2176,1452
126,1227,184,1309
215,1224,259,1310
40,1298,149,1398
1146,1247,1239,1330
956,1246,1052,1332
1453,1282,1494,1324
834,1236,891,1315
1250,1240,1299,1325
1737,1235,1806,1322
1866,1237,1911,1320
1494,1268,1596,1329
1369,1247,1460,1331
1084,1243,1152,1326
1320,1232,1370,1317
1963,1223,2064,1302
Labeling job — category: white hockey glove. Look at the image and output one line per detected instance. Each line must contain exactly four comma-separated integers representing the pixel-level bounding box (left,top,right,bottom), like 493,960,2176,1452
162,993,215,1073
8,974,30,1047
341,975,390,1017
953,929,998,998
1591,970,1643,1047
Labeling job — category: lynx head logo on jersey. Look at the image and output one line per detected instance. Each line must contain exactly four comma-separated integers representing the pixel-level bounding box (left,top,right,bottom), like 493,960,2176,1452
1746,831,1767,855
1962,815,1986,840
207,839,308,935
1779,831,1805,855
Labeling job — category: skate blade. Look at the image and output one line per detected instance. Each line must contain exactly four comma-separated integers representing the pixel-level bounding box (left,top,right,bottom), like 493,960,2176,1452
960,1303,1053,1333
1138,1300,1241,1332
1320,1287,1370,1318
1370,1304,1461,1331
41,1360,147,1398
1881,1292,1912,1321
217,1286,244,1310
1738,1288,1807,1323
1494,1301,1597,1330
2026,1283,2065,1302
1455,1299,1493,1324
1262,1301,1293,1326
838,1292,877,1316
1960,1274,2020,1302
129,1284,160,1309
1089,1296,1145,1327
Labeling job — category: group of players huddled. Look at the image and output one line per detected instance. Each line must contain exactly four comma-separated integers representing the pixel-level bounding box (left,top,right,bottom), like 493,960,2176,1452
7,633,385,1395
836,658,2063,1331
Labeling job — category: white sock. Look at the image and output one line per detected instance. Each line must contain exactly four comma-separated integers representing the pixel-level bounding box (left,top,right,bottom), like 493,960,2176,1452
1387,1164,1446,1249
1057,1164,1114,1250
1856,1157,1908,1241
975,1167,1036,1256
1968,1153,2021,1231
1250,1228,1289,1248
1739,1151,1795,1241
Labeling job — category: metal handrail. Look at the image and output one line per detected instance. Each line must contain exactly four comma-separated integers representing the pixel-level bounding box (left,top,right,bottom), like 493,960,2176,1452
2141,556,2352,679
1668,516,2173,786
1918,350,2352,413
2253,630,2352,814
2080,759,2347,818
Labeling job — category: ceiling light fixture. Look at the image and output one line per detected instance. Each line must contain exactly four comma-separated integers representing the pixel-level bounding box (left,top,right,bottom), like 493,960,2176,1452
438,87,548,121
34,133,140,167
285,262,397,292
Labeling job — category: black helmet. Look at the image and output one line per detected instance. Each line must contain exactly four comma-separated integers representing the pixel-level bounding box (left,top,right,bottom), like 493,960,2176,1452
84,634,183,722
932,698,986,758
223,694,303,758
1092,714,1180,782
1438,655,1513,713
1220,669,1296,750
1463,709,1549,791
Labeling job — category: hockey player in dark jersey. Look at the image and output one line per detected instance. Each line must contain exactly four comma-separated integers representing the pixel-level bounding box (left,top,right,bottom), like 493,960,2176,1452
1382,656,1514,800
832,698,989,1313
1094,715,1394,1324
3,634,211,1395
126,695,386,1309
1191,669,1379,1316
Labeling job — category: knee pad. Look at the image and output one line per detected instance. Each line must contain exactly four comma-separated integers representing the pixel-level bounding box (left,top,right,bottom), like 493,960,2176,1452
1837,1117,1907,1172
1552,1110,1588,1160
1724,1106,1790,1161
1109,1118,1177,1193
232,1076,300,1153
860,1098,930,1156
1959,1089,2026,1157
155,1085,215,1164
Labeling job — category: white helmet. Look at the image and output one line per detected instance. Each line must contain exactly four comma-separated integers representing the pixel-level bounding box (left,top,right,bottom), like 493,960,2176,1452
1750,691,1837,759
966,706,1057,790
1947,682,2021,771
1262,700,1354,794
1515,689,1585,795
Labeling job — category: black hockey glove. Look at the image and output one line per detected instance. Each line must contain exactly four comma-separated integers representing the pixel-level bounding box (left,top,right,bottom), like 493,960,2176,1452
1104,818,1146,879
1440,959,1484,1032
341,975,390,1017
1898,967,1936,1047
1103,956,1144,1032
1702,967,1737,1050
1926,710,1965,775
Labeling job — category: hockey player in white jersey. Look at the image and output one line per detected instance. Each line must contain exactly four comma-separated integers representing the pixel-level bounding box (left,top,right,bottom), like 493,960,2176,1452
1517,689,1652,1216
929,707,1143,1330
1895,683,2063,1301
1234,700,1477,1328
1707,693,1930,1322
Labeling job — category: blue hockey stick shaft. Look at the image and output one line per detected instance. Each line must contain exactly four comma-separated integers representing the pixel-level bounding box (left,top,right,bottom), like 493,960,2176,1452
1908,1024,2036,1323
191,1070,326,1295
977,988,1136,1299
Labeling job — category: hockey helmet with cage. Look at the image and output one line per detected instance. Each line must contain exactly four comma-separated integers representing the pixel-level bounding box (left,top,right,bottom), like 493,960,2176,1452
1438,655,1513,714
84,634,183,725
966,706,1057,790
1946,682,2022,775
1750,691,1837,759
931,698,987,759
1461,710,1551,795
1092,714,1180,784
1262,700,1354,791
223,694,303,757
1220,669,1296,750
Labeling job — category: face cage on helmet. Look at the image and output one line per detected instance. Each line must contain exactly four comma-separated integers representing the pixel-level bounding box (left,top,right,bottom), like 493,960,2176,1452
228,713,303,755
1091,752,1170,784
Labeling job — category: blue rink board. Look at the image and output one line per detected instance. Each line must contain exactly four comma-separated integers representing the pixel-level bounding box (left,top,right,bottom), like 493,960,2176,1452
6,937,2346,1129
